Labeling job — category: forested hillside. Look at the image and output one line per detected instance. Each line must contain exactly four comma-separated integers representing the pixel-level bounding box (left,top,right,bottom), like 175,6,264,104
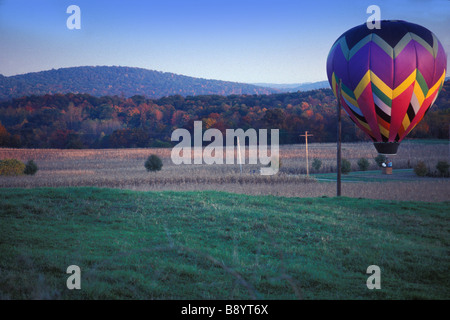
0,81,448,149
0,66,278,101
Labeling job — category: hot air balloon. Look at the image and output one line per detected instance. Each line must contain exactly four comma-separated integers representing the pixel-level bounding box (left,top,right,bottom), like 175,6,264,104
326,20,447,154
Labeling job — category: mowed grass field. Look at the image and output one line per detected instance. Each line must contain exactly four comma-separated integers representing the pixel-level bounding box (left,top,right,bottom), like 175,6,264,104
0,187,449,299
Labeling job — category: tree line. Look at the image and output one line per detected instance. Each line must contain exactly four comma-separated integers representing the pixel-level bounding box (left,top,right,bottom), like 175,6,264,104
0,81,448,149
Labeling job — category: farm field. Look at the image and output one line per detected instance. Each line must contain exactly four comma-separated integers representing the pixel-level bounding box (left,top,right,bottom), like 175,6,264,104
0,141,449,300
0,187,449,299
1,141,449,201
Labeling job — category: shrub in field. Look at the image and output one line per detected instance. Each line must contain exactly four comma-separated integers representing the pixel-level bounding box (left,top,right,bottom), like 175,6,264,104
145,155,163,172
414,161,428,177
374,154,387,167
24,160,38,175
436,161,449,177
312,158,322,172
341,158,351,174
0,159,25,176
357,158,370,171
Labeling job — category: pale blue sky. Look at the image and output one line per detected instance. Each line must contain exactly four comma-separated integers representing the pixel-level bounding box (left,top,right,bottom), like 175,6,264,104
0,0,448,83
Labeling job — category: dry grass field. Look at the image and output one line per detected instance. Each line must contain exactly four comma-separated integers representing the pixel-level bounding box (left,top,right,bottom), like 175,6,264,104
0,141,449,201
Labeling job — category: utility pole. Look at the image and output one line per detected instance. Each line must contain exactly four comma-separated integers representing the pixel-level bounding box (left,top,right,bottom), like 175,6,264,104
337,80,342,197
300,131,313,177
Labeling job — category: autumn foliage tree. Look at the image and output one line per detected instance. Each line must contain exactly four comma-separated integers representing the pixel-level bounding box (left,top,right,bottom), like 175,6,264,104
0,123,11,146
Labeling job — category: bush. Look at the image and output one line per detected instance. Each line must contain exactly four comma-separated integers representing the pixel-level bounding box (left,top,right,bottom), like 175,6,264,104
436,161,449,177
312,158,322,172
24,160,38,175
357,158,370,171
341,158,351,174
145,155,163,172
414,161,428,177
374,154,387,167
0,159,25,176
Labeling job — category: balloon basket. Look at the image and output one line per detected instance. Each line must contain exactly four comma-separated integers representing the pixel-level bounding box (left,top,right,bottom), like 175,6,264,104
382,167,393,175
374,142,399,155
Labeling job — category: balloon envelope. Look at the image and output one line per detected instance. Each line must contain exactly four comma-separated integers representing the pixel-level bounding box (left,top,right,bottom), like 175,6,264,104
326,20,447,154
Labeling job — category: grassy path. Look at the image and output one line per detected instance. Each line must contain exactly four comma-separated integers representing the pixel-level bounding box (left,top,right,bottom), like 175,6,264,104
312,169,447,182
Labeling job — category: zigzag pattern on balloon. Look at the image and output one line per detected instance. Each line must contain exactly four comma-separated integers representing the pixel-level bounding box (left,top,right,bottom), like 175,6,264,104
327,21,447,144
329,32,441,61
331,69,446,143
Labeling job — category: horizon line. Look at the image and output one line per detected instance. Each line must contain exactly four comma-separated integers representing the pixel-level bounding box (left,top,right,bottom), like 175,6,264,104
0,65,330,87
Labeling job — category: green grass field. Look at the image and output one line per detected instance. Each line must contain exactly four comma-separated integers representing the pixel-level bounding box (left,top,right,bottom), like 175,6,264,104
402,139,449,145
312,169,420,182
0,187,449,299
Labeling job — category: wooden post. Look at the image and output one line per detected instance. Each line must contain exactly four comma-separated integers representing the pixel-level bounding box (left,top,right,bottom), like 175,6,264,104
300,131,313,177
337,80,342,197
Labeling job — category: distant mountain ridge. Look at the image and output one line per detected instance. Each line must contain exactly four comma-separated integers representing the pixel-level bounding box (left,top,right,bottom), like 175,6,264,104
253,81,330,91
0,66,280,101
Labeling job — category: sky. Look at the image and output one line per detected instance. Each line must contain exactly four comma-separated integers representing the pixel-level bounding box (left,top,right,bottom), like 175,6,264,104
0,0,449,84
